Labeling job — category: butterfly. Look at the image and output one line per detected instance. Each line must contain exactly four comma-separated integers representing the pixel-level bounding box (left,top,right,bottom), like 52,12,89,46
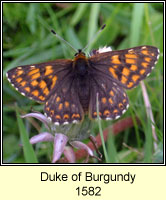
6,28,160,125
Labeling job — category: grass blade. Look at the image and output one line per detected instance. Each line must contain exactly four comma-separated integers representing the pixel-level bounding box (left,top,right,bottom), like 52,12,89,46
130,3,144,46
96,93,109,163
16,107,38,163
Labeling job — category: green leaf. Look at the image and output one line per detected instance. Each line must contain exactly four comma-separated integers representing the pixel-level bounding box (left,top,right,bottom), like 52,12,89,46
16,107,38,163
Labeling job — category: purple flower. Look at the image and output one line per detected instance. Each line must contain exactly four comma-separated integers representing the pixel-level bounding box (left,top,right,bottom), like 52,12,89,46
21,112,97,163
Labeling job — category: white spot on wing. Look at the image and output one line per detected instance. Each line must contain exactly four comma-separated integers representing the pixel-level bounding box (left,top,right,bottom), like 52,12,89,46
154,60,158,65
7,78,11,83
122,109,127,114
63,121,69,125
115,115,120,120
106,117,112,121
156,54,160,60
54,122,60,126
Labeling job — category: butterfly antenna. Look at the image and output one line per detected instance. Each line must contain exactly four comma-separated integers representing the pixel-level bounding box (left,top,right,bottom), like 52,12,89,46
82,24,106,52
51,29,78,53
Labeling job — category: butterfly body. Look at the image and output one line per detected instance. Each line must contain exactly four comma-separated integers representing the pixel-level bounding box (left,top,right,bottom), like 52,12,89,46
7,45,159,125
73,51,93,112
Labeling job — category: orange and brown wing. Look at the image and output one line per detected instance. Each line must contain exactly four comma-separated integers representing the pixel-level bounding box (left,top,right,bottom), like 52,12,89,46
89,72,129,120
89,45,160,89
44,75,84,125
7,59,84,125
6,59,72,102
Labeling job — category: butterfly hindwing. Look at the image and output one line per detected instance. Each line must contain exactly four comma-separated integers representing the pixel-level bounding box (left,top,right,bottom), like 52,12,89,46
89,72,129,120
89,45,160,89
44,74,84,125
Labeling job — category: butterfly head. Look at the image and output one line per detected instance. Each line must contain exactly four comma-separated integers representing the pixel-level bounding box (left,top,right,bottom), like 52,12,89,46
74,49,86,59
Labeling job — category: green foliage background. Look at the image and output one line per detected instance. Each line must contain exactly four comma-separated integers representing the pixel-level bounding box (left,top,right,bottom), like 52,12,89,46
3,3,163,163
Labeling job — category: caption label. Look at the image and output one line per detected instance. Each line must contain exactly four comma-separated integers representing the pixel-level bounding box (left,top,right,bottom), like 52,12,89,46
41,171,136,196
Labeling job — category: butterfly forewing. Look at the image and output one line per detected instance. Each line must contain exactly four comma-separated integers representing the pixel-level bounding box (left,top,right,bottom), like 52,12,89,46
6,60,72,102
7,59,85,125
89,45,160,89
